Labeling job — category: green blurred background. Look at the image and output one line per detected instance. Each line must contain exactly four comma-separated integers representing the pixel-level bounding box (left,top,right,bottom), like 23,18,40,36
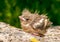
0,0,60,28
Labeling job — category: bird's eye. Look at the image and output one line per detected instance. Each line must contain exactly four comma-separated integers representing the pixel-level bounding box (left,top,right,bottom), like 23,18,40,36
26,19,29,21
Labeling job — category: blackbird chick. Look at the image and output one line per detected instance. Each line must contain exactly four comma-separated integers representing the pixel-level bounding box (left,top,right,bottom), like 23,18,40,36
19,9,52,37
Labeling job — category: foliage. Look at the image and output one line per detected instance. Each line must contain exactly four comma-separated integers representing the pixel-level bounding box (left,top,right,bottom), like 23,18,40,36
0,0,60,28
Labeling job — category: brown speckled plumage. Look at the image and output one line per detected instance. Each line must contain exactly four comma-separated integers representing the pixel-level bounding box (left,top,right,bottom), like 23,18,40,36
19,9,52,36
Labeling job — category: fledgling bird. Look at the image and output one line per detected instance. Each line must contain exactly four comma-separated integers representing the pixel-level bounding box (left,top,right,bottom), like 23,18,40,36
19,9,52,37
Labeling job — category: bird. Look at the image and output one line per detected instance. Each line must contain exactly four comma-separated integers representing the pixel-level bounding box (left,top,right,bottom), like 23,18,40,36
19,9,52,37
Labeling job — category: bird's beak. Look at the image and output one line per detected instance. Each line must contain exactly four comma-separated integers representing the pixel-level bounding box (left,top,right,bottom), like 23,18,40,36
19,16,26,21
